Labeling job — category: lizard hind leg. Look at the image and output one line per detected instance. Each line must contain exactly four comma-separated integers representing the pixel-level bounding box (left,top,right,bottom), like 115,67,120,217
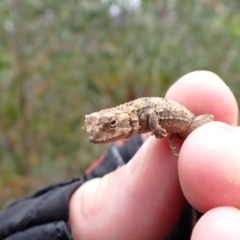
169,134,179,157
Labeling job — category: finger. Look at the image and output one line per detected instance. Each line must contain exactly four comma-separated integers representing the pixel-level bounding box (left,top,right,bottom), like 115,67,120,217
166,70,238,125
179,122,240,212
69,137,185,240
191,207,240,240
168,72,240,211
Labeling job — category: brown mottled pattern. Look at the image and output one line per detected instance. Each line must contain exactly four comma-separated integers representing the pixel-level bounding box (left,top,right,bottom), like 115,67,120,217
83,97,214,156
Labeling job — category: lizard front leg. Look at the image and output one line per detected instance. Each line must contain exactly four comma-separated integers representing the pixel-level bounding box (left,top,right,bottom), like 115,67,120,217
144,109,167,138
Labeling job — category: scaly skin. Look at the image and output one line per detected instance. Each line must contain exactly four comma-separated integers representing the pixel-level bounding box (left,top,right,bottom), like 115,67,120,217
83,97,214,156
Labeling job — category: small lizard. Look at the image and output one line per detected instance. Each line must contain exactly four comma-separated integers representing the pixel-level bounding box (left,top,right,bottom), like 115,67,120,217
83,97,214,156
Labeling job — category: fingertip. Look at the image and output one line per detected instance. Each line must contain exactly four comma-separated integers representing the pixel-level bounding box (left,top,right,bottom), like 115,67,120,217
166,70,238,125
179,122,240,212
192,207,240,240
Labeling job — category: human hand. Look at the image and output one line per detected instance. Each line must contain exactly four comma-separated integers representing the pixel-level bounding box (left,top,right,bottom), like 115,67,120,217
69,71,240,239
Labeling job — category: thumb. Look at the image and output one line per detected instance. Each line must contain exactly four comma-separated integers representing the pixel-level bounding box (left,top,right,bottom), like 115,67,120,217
69,137,185,240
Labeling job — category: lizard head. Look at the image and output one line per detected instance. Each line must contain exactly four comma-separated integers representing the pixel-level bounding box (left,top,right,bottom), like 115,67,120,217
83,109,133,143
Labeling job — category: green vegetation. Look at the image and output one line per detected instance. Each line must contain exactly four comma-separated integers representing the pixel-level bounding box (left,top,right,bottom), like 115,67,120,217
0,0,239,208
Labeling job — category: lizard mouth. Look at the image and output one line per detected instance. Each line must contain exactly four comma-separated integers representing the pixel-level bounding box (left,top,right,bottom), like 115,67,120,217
88,133,128,144
89,137,117,144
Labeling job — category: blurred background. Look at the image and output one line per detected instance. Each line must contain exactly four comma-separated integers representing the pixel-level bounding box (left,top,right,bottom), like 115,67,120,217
0,0,240,209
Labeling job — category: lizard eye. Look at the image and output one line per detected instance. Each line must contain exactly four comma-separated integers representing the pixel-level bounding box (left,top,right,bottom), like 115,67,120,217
109,118,118,128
